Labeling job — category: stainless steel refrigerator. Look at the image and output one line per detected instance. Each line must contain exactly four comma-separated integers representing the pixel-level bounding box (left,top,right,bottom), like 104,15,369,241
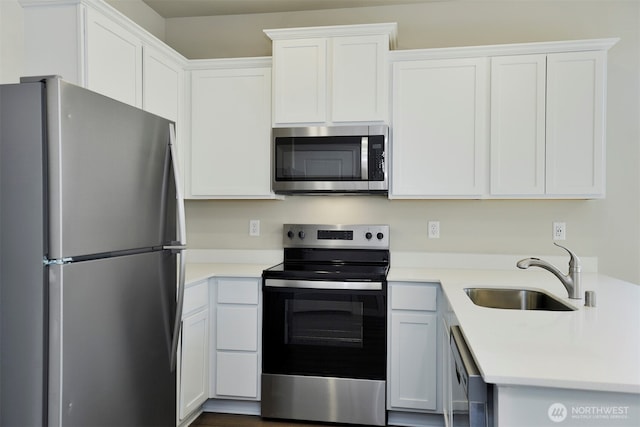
0,76,186,426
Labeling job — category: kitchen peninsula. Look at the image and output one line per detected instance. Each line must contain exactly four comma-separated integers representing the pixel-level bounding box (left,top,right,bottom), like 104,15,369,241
183,250,640,427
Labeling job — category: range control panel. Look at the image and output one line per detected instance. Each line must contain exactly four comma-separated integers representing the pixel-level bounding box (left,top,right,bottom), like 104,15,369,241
283,224,389,249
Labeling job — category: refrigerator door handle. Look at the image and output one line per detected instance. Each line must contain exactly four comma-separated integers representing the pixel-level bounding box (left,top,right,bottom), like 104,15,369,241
167,123,187,371
168,123,187,247
169,248,186,371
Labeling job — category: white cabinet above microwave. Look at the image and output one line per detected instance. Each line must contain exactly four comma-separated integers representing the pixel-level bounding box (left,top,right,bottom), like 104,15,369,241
265,23,397,127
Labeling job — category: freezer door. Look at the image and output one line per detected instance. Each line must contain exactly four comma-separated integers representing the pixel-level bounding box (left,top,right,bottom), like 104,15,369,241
45,78,177,259
48,251,177,427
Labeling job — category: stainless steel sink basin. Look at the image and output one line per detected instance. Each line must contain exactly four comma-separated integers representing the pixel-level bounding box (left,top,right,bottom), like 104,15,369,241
464,288,576,311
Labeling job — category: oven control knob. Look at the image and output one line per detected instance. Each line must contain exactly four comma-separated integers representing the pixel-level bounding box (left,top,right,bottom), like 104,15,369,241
365,232,373,240
287,230,294,239
377,232,384,240
298,231,305,239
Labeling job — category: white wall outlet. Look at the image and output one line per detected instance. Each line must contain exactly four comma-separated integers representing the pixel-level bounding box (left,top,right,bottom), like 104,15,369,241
428,221,440,239
553,222,566,240
249,219,260,236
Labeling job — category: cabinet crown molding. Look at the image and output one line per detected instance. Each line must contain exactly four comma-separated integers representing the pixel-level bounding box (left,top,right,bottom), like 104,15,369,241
264,22,398,49
390,38,619,61
187,57,272,71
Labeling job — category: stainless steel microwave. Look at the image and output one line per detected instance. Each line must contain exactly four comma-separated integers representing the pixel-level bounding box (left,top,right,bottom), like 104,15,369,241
272,125,388,194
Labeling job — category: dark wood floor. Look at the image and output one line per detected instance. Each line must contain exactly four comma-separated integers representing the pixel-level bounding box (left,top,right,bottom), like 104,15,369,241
191,412,358,427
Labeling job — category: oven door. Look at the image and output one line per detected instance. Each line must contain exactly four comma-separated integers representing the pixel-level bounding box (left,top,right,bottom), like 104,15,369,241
262,279,386,380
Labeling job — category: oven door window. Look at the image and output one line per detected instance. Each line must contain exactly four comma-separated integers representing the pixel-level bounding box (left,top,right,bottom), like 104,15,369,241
263,288,386,380
275,137,362,181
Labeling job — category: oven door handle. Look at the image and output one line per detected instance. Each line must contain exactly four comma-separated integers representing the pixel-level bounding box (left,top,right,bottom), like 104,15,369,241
264,279,383,291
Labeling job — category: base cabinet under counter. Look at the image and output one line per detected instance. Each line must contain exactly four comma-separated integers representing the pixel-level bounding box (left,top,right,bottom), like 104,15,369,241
387,282,443,417
210,277,262,401
178,279,210,424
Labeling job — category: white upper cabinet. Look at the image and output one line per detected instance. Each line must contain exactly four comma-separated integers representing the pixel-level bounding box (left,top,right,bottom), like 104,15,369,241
271,37,327,124
546,51,606,197
265,23,397,126
491,49,608,198
331,34,389,123
85,6,142,107
143,45,184,123
21,0,186,113
391,38,616,199
490,54,546,196
390,56,489,198
187,59,274,199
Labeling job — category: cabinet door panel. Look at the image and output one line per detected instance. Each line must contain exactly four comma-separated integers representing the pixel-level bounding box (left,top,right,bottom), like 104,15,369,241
216,306,258,351
390,312,438,410
546,51,605,196
143,46,183,122
391,58,488,197
85,8,142,107
490,55,546,195
179,309,209,419
216,352,258,398
332,35,387,122
190,67,272,197
272,38,327,124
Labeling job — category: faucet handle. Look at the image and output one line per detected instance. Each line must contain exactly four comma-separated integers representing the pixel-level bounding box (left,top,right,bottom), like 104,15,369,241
553,242,581,270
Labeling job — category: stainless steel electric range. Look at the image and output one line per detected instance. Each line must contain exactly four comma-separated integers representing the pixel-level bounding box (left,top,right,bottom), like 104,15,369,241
261,224,390,426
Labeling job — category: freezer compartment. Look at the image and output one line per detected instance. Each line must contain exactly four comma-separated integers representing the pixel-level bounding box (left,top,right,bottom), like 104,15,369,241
48,251,177,427
46,78,177,259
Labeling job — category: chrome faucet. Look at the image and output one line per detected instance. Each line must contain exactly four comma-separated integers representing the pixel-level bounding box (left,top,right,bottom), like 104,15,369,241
517,243,582,299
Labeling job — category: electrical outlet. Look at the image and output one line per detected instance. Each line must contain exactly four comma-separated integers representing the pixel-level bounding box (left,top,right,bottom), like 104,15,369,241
553,222,566,241
249,219,260,236
428,221,440,239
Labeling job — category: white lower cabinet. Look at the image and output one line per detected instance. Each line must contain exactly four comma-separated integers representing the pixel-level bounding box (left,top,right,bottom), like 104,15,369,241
210,277,261,400
388,282,440,412
179,280,210,421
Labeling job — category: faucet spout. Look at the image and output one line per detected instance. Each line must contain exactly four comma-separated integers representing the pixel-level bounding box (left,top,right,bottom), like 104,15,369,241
517,243,582,299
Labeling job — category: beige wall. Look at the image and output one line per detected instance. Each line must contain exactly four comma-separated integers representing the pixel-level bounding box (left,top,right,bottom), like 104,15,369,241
168,1,639,284
0,0,24,83
105,0,166,41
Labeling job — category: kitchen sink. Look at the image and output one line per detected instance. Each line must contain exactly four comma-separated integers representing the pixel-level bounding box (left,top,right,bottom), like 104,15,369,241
464,288,576,311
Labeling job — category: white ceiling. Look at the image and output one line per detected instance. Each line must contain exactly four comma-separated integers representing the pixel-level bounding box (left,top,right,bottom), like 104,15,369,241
142,0,439,18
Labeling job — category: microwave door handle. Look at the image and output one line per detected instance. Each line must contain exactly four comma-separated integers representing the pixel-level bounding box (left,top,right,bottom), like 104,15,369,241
361,136,369,180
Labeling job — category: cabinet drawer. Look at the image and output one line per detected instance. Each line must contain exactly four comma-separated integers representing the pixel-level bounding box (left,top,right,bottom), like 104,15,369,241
183,280,209,316
216,351,258,398
217,306,259,351
391,283,437,311
217,278,259,304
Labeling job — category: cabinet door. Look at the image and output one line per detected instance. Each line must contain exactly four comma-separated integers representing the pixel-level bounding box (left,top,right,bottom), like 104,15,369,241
179,309,209,420
190,67,272,197
546,51,605,196
85,7,142,107
390,312,438,410
215,352,259,398
332,35,388,123
391,58,488,197
490,55,546,196
272,38,327,125
143,46,183,122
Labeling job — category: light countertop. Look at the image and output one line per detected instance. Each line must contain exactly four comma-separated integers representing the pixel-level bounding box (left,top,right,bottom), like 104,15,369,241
390,267,640,395
185,262,267,285
185,260,640,395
